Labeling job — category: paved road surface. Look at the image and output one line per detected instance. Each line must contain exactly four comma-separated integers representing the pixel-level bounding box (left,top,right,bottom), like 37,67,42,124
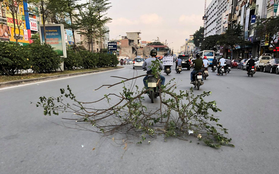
1,66,279,174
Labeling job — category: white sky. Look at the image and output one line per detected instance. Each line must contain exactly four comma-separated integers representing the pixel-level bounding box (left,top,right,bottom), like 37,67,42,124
80,0,209,52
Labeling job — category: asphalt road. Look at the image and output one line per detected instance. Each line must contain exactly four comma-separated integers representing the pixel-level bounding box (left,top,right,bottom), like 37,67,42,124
1,66,279,174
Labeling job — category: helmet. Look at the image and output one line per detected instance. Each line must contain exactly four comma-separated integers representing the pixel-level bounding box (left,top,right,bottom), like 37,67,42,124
204,56,207,59
196,54,200,58
150,49,157,57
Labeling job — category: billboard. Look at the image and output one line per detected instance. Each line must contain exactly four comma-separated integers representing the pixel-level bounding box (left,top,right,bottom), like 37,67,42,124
108,42,117,51
6,2,25,30
0,23,10,41
40,24,67,58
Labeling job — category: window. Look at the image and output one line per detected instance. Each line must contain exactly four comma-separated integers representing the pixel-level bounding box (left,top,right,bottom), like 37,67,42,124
262,57,270,60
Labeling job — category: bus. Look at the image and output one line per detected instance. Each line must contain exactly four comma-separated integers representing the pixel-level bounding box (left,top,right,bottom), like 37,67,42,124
199,50,215,65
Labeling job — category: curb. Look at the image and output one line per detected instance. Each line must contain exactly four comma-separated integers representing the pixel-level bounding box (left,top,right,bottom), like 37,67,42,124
0,66,124,88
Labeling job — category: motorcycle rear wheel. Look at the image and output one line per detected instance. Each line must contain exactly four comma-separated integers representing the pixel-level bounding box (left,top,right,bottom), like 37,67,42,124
149,90,154,103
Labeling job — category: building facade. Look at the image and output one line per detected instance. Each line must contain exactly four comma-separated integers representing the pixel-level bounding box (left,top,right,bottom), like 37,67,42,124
204,0,230,37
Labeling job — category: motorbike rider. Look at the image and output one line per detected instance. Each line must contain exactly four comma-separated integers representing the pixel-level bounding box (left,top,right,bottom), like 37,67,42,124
217,56,226,75
212,56,218,70
176,56,182,70
246,56,255,73
190,54,204,84
203,56,209,70
142,49,165,88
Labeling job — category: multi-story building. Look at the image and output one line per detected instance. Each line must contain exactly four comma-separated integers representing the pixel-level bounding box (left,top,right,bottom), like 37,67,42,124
119,32,142,59
204,0,229,37
204,0,218,37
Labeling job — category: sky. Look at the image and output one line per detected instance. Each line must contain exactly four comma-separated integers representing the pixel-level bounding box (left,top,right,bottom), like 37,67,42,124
81,0,209,52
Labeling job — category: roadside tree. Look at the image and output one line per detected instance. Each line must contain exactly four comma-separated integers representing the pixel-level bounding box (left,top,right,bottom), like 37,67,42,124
255,17,279,57
193,27,204,48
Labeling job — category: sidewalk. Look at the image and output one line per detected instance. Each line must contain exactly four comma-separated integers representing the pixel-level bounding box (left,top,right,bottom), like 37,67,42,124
0,66,123,88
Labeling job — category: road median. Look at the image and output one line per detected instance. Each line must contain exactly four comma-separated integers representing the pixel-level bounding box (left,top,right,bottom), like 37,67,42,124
0,66,123,88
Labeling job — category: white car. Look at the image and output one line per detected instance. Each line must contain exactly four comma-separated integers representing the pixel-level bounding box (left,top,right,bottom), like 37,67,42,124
133,57,144,69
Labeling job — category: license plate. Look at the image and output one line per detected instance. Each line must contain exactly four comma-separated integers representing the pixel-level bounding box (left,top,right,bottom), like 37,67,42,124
222,68,224,72
251,69,254,71
178,68,181,71
148,82,157,88
197,75,202,80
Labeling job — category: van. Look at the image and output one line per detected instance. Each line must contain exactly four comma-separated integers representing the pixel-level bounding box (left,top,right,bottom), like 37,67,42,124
258,54,272,72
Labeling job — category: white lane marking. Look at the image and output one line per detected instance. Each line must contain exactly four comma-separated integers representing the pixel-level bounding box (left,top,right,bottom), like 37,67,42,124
0,68,122,91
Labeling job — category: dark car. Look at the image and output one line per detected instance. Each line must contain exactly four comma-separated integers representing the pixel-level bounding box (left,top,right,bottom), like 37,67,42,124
178,55,191,70
264,58,279,73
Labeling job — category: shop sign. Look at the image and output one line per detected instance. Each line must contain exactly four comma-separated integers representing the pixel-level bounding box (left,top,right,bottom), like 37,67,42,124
274,3,278,14
29,18,37,31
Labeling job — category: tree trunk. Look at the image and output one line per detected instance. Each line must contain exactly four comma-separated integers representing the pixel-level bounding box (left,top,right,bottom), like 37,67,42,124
11,6,18,44
91,36,94,53
69,13,76,50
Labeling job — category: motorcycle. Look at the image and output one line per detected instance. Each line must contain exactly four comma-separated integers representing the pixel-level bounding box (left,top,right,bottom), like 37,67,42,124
226,66,231,74
176,66,182,74
203,67,209,80
192,72,204,90
185,60,191,70
146,75,160,103
164,65,171,75
212,65,217,72
219,66,225,76
247,66,256,77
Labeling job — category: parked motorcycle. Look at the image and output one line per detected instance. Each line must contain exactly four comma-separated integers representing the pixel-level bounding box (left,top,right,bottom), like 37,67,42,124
192,72,204,90
164,65,171,75
146,75,160,103
247,66,256,77
176,66,182,74
203,67,209,80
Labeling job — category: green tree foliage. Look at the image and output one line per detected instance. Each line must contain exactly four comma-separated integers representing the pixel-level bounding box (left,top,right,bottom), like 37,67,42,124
193,27,204,47
255,17,279,56
64,49,84,70
47,0,87,49
26,43,62,73
92,0,111,51
220,24,245,48
76,1,111,52
201,35,223,51
0,42,29,75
